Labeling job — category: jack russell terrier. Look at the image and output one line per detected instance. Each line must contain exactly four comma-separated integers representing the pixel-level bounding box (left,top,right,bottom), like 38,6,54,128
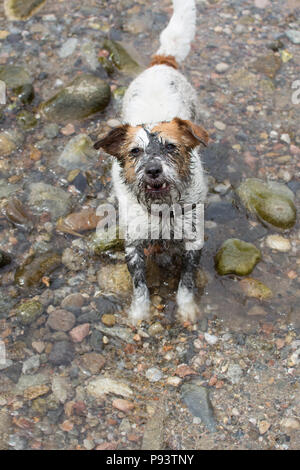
94,0,209,325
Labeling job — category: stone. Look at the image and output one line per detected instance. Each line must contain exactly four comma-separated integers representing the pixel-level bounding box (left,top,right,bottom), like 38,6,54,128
58,135,98,170
148,322,164,336
265,235,291,252
281,417,300,431
22,355,40,374
15,252,61,288
4,0,46,21
145,367,163,382
112,398,134,413
285,30,300,45
57,207,100,235
23,384,49,401
97,264,132,295
215,239,261,276
15,300,43,326
40,74,111,123
204,333,219,345
17,111,37,130
28,182,72,220
48,341,75,365
51,376,70,403
236,178,296,230
0,65,31,88
2,197,34,230
102,40,141,76
240,278,273,300
101,314,116,327
0,250,11,268
61,293,85,313
61,247,86,272
215,62,229,73
47,309,76,332
0,132,16,156
141,400,165,450
80,352,105,374
69,323,90,342
0,179,21,199
214,121,226,131
88,230,124,254
253,52,281,79
58,38,78,58
226,364,243,384
181,380,217,433
86,377,133,398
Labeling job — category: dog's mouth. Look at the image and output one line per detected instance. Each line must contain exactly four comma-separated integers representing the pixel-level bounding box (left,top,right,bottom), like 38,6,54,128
144,181,170,196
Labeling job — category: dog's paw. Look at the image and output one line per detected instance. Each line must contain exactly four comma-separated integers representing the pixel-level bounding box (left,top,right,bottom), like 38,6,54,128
128,298,150,326
176,285,201,323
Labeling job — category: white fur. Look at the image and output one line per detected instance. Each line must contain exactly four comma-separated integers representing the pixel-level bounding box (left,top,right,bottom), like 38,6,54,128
128,286,150,325
176,282,201,323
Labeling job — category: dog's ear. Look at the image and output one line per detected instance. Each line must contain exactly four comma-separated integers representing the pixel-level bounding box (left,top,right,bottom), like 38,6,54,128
94,125,129,159
173,118,209,148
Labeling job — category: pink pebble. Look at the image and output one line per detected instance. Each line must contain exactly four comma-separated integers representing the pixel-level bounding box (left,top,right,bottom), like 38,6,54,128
69,323,90,342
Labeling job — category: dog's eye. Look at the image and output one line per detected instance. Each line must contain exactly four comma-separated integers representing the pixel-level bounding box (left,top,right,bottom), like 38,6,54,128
130,148,141,156
166,143,177,152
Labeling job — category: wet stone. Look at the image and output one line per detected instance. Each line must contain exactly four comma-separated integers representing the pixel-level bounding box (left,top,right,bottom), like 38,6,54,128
15,299,44,326
181,380,217,433
86,377,133,398
102,40,141,76
285,29,300,45
3,197,34,231
237,179,296,230
90,330,103,352
47,309,76,332
4,0,46,21
240,278,273,300
215,239,261,276
17,111,37,130
13,83,35,105
28,182,72,220
97,264,132,295
40,74,111,123
0,249,11,268
48,341,75,366
0,65,31,88
15,252,61,288
80,352,106,374
61,293,85,314
252,52,281,79
0,132,16,156
58,134,98,170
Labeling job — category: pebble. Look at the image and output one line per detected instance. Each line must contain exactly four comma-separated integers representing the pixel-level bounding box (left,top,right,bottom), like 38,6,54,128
215,62,229,73
51,375,70,403
258,420,271,435
22,355,40,374
15,300,44,326
48,341,75,365
112,398,135,413
61,293,85,313
240,278,273,300
58,38,78,58
87,377,133,398
28,182,72,220
148,322,164,336
214,121,226,131
101,314,116,327
80,352,105,374
281,417,300,431
166,376,182,387
47,309,76,332
285,29,300,44
58,134,98,170
69,323,90,342
226,364,243,384
145,367,163,382
181,381,217,433
265,235,291,252
280,133,291,145
204,333,218,345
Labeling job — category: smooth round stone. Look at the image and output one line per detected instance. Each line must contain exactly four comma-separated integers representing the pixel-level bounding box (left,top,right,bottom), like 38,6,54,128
61,293,85,313
101,314,116,327
47,309,76,332
215,238,261,276
237,178,296,230
97,264,132,295
0,132,16,156
28,182,72,220
58,134,98,170
48,341,75,365
102,40,141,76
215,62,229,73
15,300,44,326
0,65,31,88
265,235,291,252
240,278,273,300
145,367,163,382
148,322,164,336
14,252,61,288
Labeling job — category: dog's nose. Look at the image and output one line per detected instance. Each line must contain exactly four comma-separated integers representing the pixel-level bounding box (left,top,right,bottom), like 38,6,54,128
145,162,163,179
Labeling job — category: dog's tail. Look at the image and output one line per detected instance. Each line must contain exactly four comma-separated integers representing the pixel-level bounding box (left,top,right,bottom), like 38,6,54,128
152,0,196,66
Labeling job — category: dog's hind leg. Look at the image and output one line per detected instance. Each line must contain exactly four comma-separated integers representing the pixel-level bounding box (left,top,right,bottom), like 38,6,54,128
125,243,150,325
176,249,201,323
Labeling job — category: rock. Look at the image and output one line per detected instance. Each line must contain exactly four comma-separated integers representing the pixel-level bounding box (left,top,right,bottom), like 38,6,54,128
58,135,98,170
258,420,271,435
253,52,281,79
15,252,61,288
112,398,135,413
80,41,99,71
204,333,219,345
181,380,217,433
61,247,86,272
0,65,31,88
145,367,163,382
97,264,132,295
0,132,16,156
285,30,300,45
17,110,37,130
265,235,291,252
47,309,76,332
15,299,44,326
141,400,165,450
40,74,111,123
4,0,46,20
215,62,229,73
61,293,85,313
236,178,296,230
247,305,268,316
88,230,124,254
22,355,40,374
51,376,70,403
215,239,261,276
214,121,226,131
86,377,133,398
226,364,243,384
0,249,11,268
148,322,164,336
13,83,35,105
43,123,59,139
57,207,100,235
102,40,141,76
58,38,78,58
49,341,75,366
280,133,291,145
0,179,21,199
94,324,134,344
229,69,257,91
2,197,34,230
240,278,273,300
28,182,72,220
80,352,105,374
101,314,116,327
281,417,300,431
93,295,122,315
69,323,90,342
23,384,49,401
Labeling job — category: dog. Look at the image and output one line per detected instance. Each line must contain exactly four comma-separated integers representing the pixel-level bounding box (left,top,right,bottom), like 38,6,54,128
94,0,209,325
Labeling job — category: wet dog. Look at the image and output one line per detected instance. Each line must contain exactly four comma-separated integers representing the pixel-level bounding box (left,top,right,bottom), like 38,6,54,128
94,0,209,325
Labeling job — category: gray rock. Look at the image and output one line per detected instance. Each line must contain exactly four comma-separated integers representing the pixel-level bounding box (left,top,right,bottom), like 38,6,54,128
28,182,72,220
58,134,98,170
142,400,165,450
0,179,21,199
86,377,133,398
145,367,163,382
22,355,40,374
48,341,75,365
58,38,78,58
226,363,243,384
181,380,217,433
0,65,31,88
285,29,300,44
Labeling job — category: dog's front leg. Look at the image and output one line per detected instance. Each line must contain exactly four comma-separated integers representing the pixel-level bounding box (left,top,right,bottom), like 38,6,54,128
125,243,150,325
176,248,201,323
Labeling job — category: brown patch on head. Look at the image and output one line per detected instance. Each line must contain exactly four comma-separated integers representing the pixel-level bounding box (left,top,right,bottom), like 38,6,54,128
149,55,179,70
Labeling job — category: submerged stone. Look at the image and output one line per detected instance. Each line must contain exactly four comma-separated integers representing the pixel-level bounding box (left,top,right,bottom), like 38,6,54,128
0,65,32,88
3,197,34,231
97,263,131,295
88,229,124,255
15,252,61,288
102,40,142,76
0,132,16,156
17,110,37,130
4,0,46,20
13,84,35,105
58,134,98,170
236,178,296,230
40,74,111,123
0,249,11,268
181,380,217,433
15,299,44,325
0,179,21,199
240,277,273,300
253,52,281,79
28,182,72,220
215,238,261,276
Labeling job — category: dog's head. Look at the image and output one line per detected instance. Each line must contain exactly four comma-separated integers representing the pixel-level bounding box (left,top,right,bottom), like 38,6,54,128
94,118,208,207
